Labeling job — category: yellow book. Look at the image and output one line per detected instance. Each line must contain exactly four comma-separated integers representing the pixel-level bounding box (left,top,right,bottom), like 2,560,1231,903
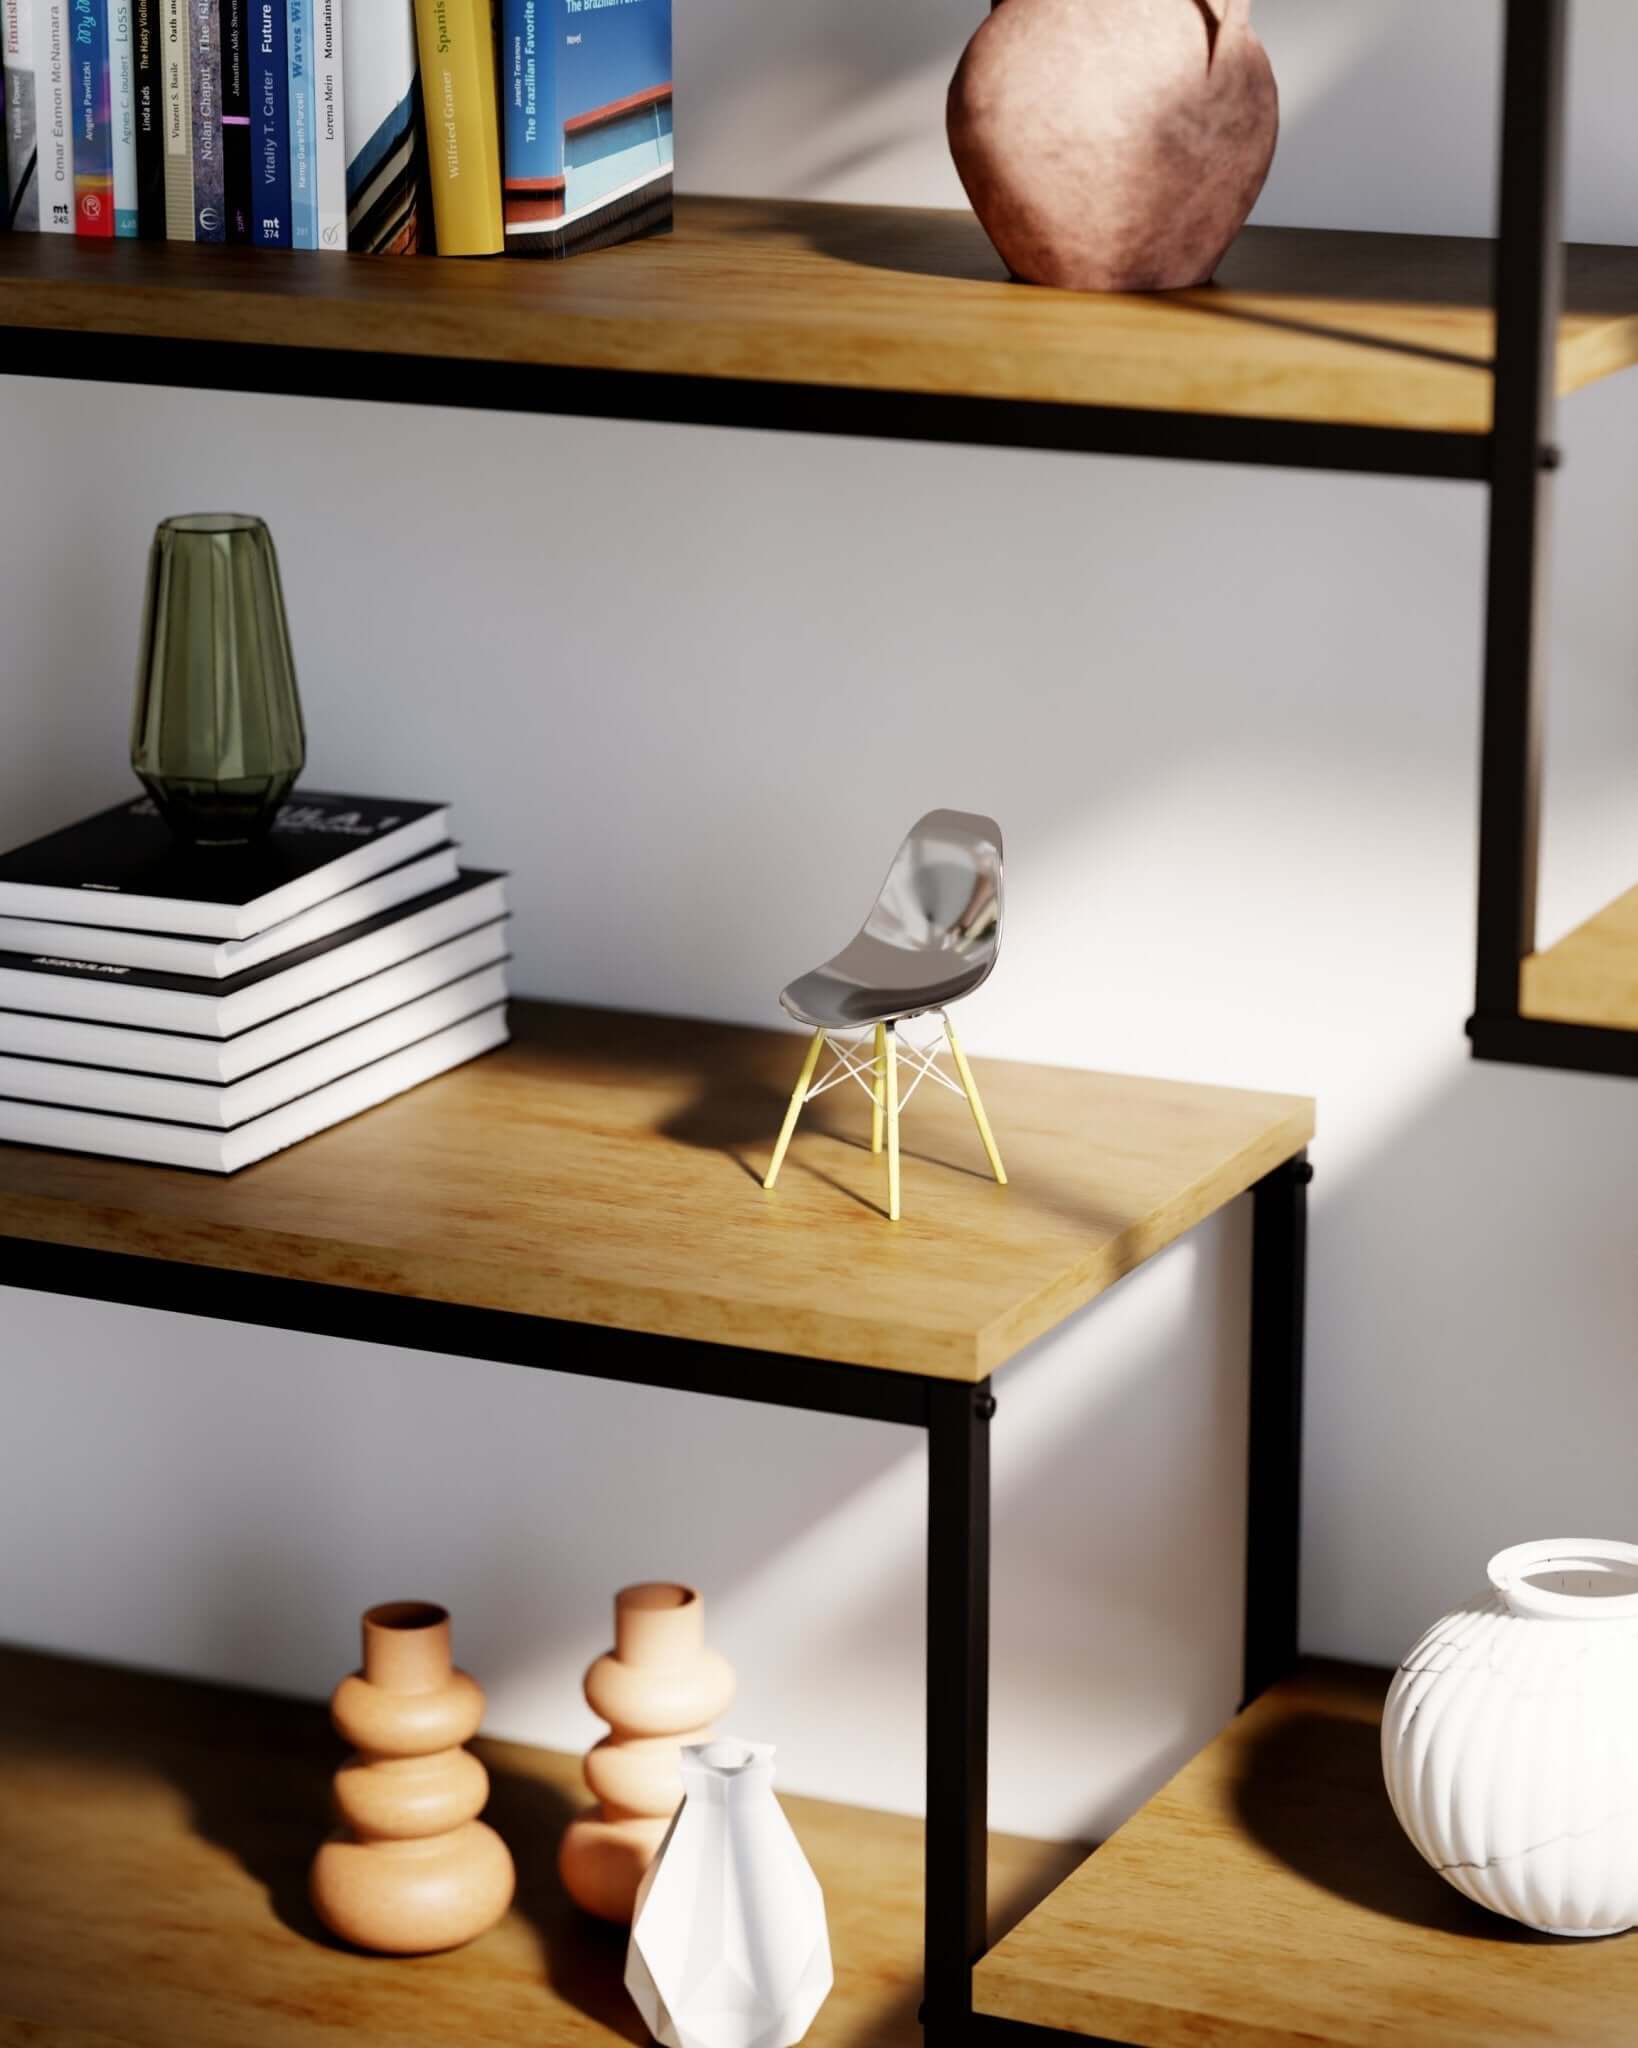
413,0,504,253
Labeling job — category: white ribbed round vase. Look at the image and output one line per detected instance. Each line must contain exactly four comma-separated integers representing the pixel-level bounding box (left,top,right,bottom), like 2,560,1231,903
1382,1538,1638,1936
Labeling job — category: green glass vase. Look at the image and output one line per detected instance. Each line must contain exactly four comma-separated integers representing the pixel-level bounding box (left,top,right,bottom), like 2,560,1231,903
131,513,306,845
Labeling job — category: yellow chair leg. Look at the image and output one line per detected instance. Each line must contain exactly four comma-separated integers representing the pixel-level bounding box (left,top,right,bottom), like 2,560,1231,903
871,1021,886,1155
945,1013,1007,1186
884,1026,901,1222
763,1029,827,1192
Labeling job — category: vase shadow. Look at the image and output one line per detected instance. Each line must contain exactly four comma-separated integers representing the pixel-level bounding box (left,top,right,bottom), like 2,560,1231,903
1229,1698,1566,1945
480,1751,650,2043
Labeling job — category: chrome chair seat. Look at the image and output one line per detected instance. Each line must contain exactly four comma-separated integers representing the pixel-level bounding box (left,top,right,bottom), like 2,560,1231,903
764,809,1007,1221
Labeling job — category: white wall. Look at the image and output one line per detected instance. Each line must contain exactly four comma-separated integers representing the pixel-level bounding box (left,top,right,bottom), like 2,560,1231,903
2,1,1637,1845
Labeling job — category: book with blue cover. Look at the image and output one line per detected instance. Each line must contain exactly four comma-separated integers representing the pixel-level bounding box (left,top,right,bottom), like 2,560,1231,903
285,0,314,245
70,0,113,233
501,0,669,259
248,0,286,240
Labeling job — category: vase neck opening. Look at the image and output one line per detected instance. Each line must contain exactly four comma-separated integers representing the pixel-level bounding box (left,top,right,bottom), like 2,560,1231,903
616,1582,704,1667
1489,1540,1638,1620
361,1601,454,1690
681,1737,774,1799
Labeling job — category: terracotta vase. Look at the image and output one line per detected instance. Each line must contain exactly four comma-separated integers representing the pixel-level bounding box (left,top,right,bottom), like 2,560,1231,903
559,1583,736,1924
947,0,1279,292
309,1601,515,1954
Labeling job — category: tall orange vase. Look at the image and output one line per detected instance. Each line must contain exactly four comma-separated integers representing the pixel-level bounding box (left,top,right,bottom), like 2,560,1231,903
309,1601,515,1953
559,1583,736,1923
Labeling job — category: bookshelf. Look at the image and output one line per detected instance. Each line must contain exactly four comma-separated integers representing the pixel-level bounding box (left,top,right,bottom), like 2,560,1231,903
0,999,1315,2042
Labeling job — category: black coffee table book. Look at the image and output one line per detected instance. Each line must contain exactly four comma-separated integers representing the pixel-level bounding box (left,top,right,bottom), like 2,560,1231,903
0,794,512,1172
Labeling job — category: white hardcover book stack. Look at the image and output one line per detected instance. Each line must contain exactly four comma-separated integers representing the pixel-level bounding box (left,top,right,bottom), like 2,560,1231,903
0,791,511,1172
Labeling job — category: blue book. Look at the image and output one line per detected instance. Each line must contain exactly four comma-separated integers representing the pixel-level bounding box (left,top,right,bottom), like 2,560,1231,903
71,0,114,233
500,0,670,258
249,0,289,242
285,0,315,247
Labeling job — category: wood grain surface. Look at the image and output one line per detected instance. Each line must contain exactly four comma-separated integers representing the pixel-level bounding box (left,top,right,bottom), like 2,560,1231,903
0,1646,1080,2048
2,198,1637,432
0,1001,1313,1381
1521,884,1638,1031
975,1661,1638,2046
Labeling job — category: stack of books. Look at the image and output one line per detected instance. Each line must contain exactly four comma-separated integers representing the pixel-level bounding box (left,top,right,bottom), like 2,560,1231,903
1,0,672,260
0,792,510,1171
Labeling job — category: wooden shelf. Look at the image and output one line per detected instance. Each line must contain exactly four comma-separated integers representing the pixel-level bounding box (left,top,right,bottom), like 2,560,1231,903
0,999,1312,1383
0,1644,1079,2048
5,198,1638,464
1521,884,1638,1033
975,1662,1638,2047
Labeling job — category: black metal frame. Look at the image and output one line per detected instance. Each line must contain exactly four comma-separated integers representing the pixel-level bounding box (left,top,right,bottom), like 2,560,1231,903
0,325,1491,479
1466,0,1638,1082
0,1150,1308,2044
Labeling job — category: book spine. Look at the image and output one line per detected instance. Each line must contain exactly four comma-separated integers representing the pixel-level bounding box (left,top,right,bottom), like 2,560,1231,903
130,0,161,230
106,0,134,228
186,0,220,234
499,0,555,243
341,0,423,252
3,0,36,226
411,0,499,255
70,0,112,234
284,0,313,245
310,0,339,245
247,0,285,242
159,0,191,235
34,0,74,228
216,0,246,236
2,0,38,228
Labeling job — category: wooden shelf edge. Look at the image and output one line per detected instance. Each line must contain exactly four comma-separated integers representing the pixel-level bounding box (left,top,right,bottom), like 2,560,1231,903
1520,882,1638,1032
2,205,1637,448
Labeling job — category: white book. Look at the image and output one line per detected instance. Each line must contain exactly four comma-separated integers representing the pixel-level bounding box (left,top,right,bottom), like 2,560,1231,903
3,0,38,230
0,962,507,1125
33,0,74,231
0,843,459,977
0,1003,509,1172
313,0,344,246
0,871,507,1036
0,920,509,1081
108,0,138,232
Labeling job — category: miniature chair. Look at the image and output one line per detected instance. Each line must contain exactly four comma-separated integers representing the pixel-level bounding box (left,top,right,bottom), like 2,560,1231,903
763,809,1007,1222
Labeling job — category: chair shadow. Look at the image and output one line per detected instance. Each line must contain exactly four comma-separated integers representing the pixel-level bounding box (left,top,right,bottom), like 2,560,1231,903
1229,1707,1565,1946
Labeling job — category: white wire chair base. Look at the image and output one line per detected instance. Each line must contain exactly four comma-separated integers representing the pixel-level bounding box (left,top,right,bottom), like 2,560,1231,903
762,1009,1007,1223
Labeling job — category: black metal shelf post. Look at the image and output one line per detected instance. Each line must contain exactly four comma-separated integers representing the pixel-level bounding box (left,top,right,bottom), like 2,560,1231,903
1468,0,1638,1082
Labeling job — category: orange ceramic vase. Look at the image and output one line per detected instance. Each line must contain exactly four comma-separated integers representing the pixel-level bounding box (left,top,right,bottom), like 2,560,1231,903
309,1601,515,1953
558,1583,736,1923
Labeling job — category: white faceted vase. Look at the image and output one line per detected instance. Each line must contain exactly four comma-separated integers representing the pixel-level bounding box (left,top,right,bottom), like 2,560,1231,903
1382,1538,1638,1936
625,1739,834,2048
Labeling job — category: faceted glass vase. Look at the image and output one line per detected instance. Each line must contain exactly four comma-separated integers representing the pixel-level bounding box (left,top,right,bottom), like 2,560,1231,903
131,513,306,845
